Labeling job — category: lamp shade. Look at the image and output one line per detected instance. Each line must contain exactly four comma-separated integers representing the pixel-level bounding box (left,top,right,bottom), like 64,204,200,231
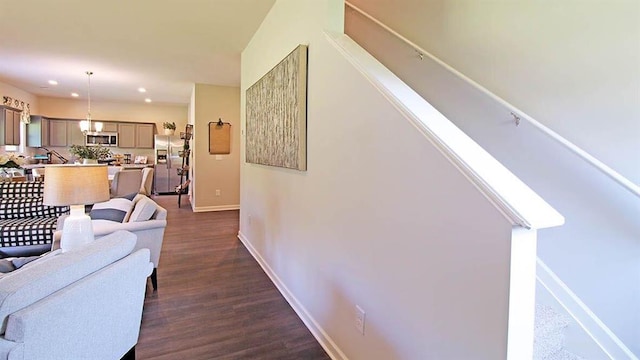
43,165,110,206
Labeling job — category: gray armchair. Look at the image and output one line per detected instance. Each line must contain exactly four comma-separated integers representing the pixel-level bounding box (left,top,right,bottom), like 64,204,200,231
110,170,143,198
140,167,154,196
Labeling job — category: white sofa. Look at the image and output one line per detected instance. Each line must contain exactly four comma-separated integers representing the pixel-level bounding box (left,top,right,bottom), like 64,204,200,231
0,230,152,359
53,195,167,290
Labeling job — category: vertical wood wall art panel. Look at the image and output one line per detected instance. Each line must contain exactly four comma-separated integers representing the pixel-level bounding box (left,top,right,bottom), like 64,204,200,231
246,45,307,170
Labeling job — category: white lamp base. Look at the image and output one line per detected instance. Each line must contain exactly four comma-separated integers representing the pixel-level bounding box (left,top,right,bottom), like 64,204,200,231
61,205,95,252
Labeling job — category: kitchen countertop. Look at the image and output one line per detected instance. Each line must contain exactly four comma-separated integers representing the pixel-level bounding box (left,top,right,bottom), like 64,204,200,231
119,164,154,169
22,163,153,169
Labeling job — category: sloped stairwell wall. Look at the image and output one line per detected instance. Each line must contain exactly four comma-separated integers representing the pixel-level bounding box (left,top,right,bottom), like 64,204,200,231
240,0,561,359
345,0,640,356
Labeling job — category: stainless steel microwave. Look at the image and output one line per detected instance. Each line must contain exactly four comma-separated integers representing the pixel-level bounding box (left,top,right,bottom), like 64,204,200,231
85,132,118,147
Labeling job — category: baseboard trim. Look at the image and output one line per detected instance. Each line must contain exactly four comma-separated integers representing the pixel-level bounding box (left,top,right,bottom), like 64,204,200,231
237,231,347,360
536,258,638,360
192,205,240,212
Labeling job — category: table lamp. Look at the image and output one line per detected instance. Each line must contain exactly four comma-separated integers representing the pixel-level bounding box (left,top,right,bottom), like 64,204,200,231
43,164,110,252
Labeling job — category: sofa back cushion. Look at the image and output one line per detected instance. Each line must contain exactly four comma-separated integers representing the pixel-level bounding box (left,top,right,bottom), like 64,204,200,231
0,182,43,199
0,230,136,334
0,197,69,220
128,196,158,222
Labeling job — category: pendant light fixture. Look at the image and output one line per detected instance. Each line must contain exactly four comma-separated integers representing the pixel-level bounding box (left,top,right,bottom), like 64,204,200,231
79,71,102,134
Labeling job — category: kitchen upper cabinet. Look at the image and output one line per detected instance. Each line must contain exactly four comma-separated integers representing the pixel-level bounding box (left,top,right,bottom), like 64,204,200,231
67,120,84,146
32,118,82,147
117,123,155,148
118,123,136,148
102,122,118,132
48,120,68,147
0,107,21,146
27,115,50,147
136,124,154,148
27,117,155,149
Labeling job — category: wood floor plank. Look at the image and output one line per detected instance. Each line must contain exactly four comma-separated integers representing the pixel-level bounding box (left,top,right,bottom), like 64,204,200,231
136,195,329,360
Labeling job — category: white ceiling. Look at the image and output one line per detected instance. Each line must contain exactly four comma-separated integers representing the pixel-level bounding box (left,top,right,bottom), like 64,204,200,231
0,0,276,105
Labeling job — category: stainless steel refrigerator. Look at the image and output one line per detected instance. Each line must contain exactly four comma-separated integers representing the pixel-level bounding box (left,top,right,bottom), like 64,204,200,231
153,135,183,194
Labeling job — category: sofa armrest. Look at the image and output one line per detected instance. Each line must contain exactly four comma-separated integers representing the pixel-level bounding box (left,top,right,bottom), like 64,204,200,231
0,337,22,359
55,219,166,240
3,249,152,360
94,220,166,267
53,219,167,267
0,231,137,335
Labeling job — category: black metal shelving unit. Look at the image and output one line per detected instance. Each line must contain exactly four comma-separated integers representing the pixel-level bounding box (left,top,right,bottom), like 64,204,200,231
177,124,193,208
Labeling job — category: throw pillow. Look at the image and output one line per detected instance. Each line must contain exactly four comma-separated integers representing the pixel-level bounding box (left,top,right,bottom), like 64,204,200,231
121,192,138,201
12,255,42,269
0,197,69,220
128,196,157,222
0,250,60,274
89,197,134,223
0,259,15,273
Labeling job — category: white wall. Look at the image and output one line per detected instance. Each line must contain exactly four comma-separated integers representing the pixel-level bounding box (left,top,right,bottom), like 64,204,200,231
38,96,187,132
0,80,39,153
0,81,39,114
241,0,528,358
344,1,640,354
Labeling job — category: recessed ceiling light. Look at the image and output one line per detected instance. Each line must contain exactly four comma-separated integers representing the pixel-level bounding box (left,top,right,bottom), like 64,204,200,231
71,93,79,97
138,87,147,93
48,80,58,85
145,98,152,103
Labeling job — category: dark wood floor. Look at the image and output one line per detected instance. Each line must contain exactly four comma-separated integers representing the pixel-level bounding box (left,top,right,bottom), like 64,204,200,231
136,195,330,360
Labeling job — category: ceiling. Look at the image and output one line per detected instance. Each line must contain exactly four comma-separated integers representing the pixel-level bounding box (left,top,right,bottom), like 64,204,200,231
0,0,276,105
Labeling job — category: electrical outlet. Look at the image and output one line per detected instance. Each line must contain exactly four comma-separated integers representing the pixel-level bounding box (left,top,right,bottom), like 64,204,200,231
215,189,221,196
355,305,365,335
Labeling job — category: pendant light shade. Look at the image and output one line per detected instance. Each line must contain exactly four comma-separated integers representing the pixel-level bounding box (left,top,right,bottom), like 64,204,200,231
80,71,94,134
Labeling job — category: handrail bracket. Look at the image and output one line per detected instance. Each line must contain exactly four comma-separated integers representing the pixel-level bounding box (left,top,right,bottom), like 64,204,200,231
511,112,521,127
